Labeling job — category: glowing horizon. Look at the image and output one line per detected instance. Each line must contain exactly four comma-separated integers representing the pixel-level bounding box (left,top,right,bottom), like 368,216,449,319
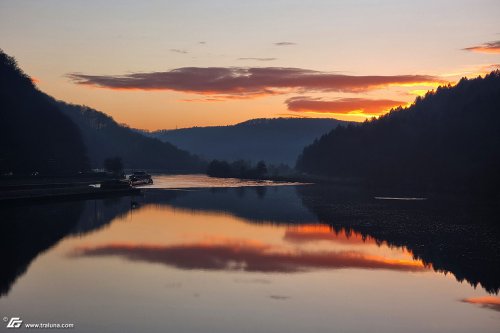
1,0,499,130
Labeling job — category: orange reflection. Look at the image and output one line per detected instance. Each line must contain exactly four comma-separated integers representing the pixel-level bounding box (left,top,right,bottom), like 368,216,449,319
284,225,377,245
72,239,427,273
461,296,500,311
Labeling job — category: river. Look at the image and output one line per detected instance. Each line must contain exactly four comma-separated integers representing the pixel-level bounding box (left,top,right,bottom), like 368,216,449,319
1,174,499,332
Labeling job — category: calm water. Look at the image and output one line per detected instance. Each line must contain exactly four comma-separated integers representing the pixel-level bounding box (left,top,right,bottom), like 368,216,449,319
134,173,304,189
1,175,499,332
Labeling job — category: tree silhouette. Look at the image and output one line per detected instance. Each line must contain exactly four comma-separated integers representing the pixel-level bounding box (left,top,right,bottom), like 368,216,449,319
207,159,269,179
207,160,232,177
0,49,89,175
104,157,124,175
255,161,267,177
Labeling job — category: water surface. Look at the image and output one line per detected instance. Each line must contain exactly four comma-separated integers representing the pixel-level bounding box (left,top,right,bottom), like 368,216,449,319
1,176,499,332
136,174,303,189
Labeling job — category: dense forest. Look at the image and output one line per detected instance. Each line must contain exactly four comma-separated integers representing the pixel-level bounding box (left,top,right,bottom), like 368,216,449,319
0,49,89,175
297,71,500,194
57,102,204,172
147,118,348,165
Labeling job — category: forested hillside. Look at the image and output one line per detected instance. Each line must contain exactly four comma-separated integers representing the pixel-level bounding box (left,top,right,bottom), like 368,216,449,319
57,102,204,172
297,71,500,194
0,50,89,175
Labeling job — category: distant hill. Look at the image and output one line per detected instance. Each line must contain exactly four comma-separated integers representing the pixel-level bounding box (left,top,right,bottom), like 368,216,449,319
297,71,500,194
147,118,349,165
0,49,89,175
57,102,204,172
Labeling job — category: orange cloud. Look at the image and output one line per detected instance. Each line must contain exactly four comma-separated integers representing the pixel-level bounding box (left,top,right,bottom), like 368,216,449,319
463,40,500,54
72,240,426,273
286,97,405,115
461,296,500,312
179,91,278,102
284,225,377,245
67,67,441,98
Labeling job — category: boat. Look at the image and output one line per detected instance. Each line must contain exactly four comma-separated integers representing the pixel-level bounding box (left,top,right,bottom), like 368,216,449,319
128,171,153,186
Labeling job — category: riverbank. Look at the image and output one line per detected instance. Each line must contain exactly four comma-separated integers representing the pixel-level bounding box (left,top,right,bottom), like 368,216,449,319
0,175,139,203
205,172,362,187
209,172,500,199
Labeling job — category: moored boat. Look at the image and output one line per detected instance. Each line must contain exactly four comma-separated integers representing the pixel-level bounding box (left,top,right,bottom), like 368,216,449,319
128,171,153,186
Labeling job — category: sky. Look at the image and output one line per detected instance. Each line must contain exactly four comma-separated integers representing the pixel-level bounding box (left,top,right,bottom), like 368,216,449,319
1,0,499,130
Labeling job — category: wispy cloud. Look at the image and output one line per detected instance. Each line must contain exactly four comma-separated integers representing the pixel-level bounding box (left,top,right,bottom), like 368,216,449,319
274,42,296,46
463,40,500,54
438,63,500,79
286,97,405,115
238,57,277,61
480,64,500,72
170,49,188,54
179,94,261,102
275,113,312,118
67,67,441,98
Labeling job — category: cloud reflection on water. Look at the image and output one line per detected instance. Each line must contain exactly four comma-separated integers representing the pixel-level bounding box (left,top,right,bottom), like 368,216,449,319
72,238,427,273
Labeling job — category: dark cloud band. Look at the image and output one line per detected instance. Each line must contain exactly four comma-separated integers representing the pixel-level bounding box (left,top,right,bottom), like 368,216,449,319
274,42,296,46
67,67,440,97
238,57,277,61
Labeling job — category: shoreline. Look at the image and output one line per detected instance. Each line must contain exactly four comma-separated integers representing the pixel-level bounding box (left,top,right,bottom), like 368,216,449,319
0,175,140,203
0,186,141,204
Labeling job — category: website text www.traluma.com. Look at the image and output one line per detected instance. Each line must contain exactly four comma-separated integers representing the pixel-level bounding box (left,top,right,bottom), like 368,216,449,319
5,317,75,329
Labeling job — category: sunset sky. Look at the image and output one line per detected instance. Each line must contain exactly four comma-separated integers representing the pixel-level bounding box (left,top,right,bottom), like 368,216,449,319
1,0,499,130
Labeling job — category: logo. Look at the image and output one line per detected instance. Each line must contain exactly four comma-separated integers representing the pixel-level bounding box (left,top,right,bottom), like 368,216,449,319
6,317,23,329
